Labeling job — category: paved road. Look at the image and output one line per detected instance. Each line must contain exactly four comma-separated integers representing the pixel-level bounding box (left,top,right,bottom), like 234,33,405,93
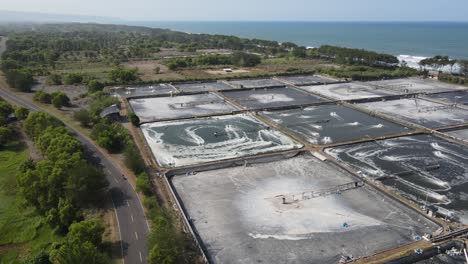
0,88,149,263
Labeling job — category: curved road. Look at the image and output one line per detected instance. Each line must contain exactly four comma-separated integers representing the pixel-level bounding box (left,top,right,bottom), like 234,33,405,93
0,87,149,263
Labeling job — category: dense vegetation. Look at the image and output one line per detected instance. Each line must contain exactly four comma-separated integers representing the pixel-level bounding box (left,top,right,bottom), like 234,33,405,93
311,45,399,66
13,111,110,262
317,65,418,81
166,52,261,70
0,23,284,75
0,133,62,263
33,90,71,109
0,97,28,146
438,73,467,86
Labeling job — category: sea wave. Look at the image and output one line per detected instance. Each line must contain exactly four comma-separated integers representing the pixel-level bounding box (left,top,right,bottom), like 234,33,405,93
398,54,461,74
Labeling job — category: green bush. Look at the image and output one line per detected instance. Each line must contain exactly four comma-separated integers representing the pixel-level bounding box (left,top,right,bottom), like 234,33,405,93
0,100,14,125
128,112,140,126
231,52,261,67
86,79,105,93
4,68,34,92
73,109,93,127
124,144,145,174
46,73,62,85
91,121,128,153
51,92,71,109
19,112,108,231
14,106,30,120
136,173,152,196
108,67,138,83
63,73,84,85
0,126,15,146
33,91,53,104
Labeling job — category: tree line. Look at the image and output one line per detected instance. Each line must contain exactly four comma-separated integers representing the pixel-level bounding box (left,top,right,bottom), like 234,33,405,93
17,111,110,263
165,52,262,70
310,45,400,67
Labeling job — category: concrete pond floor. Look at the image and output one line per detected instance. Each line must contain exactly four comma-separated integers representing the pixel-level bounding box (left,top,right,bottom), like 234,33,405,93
172,155,438,264
366,78,467,94
140,114,303,167
261,104,410,145
129,93,238,122
174,81,234,93
326,134,468,224
277,75,339,86
222,86,328,110
425,90,468,106
298,82,398,101
359,98,468,128
446,127,468,142
227,78,286,89
110,83,176,97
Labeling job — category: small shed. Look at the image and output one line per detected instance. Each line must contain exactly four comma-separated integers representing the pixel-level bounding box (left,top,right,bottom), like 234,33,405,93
100,104,121,121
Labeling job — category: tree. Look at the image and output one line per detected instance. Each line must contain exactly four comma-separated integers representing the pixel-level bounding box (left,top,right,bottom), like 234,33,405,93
23,112,62,140
46,198,81,231
50,219,109,264
46,73,63,85
86,80,104,93
14,106,29,120
281,42,298,50
291,47,307,58
128,112,140,126
148,225,183,264
231,52,261,67
73,109,92,127
154,66,161,74
124,144,145,174
4,69,34,92
52,92,71,109
34,91,53,104
108,67,138,83
51,241,109,264
0,100,13,125
24,251,52,264
63,73,84,85
67,219,105,247
0,126,14,146
65,161,108,206
136,173,152,196
91,121,128,153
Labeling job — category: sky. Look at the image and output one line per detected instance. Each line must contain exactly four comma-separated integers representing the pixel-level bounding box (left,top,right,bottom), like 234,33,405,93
1,0,468,22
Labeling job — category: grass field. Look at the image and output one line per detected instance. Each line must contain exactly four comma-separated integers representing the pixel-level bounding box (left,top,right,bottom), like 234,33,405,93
0,141,63,264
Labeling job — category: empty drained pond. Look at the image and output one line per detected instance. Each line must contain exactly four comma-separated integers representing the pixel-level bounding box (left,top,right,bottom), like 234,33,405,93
129,93,238,122
299,82,397,101
261,104,410,145
171,155,438,264
366,78,467,94
277,75,339,86
140,114,303,167
222,87,328,109
360,98,468,128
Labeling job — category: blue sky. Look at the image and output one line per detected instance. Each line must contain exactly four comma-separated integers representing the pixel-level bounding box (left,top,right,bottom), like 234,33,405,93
2,0,468,21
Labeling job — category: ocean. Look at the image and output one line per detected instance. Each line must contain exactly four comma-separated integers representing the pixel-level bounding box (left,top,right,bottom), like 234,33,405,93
130,21,468,63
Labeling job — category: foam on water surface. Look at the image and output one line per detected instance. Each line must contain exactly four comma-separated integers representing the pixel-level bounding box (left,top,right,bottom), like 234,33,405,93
141,114,303,167
326,134,468,224
261,104,409,145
